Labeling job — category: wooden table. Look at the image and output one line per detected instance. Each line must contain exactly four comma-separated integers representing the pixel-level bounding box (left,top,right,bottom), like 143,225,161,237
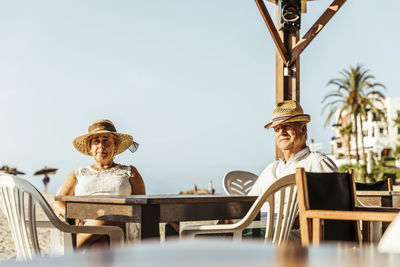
54,194,257,239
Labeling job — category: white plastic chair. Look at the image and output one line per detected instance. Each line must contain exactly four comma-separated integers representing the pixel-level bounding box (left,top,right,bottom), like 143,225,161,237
223,171,258,196
222,170,264,230
0,174,124,260
378,213,400,253
181,174,298,244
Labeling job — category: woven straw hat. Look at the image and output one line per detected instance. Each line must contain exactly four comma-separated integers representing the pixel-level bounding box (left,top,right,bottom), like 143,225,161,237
73,119,133,156
264,100,310,129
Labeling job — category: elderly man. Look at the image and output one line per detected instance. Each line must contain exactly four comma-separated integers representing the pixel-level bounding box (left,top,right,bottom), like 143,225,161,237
248,100,337,241
249,100,337,197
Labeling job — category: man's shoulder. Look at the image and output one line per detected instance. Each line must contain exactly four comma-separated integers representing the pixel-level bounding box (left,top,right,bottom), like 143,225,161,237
305,151,338,172
307,151,331,161
258,160,280,178
263,160,280,171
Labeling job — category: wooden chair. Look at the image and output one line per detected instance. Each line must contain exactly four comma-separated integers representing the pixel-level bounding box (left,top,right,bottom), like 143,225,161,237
0,174,124,260
356,178,393,191
356,177,394,241
181,174,297,245
356,177,393,207
222,171,258,196
295,168,399,247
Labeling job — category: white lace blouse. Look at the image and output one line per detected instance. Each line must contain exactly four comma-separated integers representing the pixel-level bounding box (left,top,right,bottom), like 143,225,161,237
74,164,132,196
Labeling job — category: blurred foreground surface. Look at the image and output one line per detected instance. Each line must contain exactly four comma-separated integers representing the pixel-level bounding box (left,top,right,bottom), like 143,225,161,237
2,239,400,267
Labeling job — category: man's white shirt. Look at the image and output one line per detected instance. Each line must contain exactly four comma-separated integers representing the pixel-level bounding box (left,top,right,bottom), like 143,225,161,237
249,146,338,214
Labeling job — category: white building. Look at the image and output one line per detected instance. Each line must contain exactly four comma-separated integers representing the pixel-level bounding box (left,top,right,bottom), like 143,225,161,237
329,97,400,164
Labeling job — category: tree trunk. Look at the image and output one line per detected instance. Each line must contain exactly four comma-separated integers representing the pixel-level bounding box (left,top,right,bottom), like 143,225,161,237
360,117,367,164
347,134,352,165
353,113,360,164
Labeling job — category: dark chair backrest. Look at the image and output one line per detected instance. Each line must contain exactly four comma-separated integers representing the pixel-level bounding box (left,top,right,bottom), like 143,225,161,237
355,178,393,191
305,172,358,242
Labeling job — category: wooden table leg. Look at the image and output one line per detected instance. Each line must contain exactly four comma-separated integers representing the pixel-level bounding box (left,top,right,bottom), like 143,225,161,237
362,221,370,243
141,205,161,239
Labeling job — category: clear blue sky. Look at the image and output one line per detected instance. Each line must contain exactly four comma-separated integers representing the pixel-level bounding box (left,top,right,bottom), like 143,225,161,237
0,0,399,194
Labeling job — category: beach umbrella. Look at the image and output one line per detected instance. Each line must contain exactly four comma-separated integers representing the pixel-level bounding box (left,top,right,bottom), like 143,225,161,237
34,167,57,193
0,165,25,175
34,167,58,176
7,168,25,175
0,165,9,172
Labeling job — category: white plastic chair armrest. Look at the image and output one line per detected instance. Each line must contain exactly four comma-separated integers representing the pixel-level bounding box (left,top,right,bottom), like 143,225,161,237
247,220,266,229
27,221,124,249
180,222,244,239
62,224,124,248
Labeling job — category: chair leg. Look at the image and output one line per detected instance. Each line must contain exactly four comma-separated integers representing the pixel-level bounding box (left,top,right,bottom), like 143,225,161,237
312,218,321,246
126,223,141,244
362,221,370,243
50,228,63,255
300,217,310,247
233,230,243,241
370,221,383,243
63,232,73,254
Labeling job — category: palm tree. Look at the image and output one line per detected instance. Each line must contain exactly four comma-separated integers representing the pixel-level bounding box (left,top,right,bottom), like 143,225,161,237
339,124,353,164
322,64,386,165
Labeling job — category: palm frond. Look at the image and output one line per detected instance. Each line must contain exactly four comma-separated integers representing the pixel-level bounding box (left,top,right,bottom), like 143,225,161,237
322,64,386,137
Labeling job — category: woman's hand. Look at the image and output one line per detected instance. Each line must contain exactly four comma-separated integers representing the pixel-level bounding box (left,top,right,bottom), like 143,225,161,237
52,202,66,219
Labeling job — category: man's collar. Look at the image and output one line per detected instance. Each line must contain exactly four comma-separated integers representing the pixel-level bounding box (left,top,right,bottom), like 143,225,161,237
279,146,310,164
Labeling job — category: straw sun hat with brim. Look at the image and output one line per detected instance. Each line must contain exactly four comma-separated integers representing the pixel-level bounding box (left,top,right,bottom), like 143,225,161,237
264,100,310,129
73,119,134,156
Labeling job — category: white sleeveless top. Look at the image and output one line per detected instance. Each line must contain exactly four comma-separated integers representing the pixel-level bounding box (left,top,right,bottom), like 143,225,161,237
74,164,132,196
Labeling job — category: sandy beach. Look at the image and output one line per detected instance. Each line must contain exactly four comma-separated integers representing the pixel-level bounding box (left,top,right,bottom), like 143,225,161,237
0,192,54,261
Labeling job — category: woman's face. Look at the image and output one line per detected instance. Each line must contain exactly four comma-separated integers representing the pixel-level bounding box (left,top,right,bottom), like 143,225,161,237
89,133,116,164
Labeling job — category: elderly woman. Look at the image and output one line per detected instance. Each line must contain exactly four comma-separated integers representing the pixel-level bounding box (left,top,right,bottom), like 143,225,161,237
53,119,145,249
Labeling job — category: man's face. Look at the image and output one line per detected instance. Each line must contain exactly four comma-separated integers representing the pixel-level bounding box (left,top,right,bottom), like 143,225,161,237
273,122,307,153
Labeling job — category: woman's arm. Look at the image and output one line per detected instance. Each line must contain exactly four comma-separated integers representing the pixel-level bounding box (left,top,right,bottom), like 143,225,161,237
130,166,146,195
52,170,78,217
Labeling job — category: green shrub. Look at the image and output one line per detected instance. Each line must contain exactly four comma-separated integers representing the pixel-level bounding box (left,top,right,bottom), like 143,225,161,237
338,164,368,183
338,163,400,183
338,164,356,173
